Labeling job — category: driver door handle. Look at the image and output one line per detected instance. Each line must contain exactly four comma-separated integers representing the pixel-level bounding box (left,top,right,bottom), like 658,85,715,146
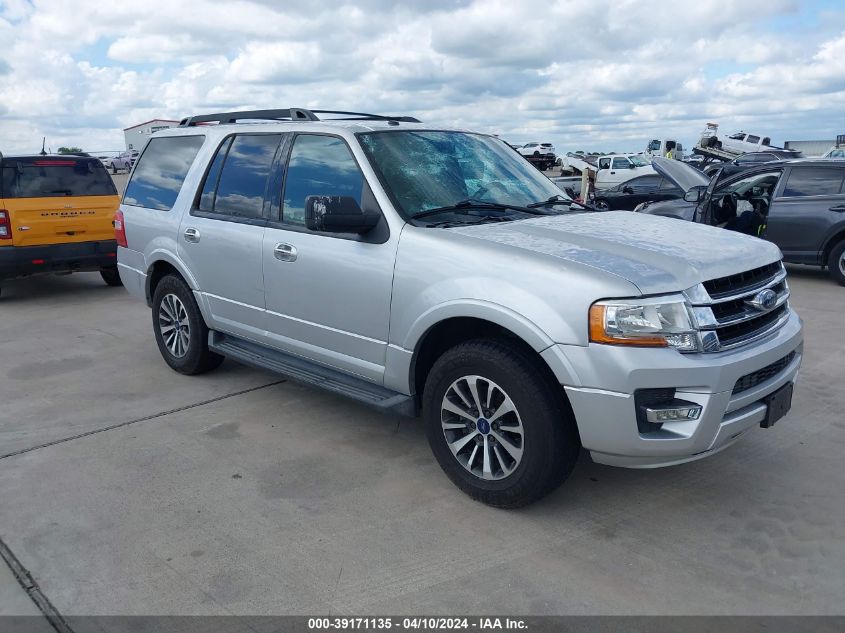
183,227,200,243
830,205,845,212
274,243,297,262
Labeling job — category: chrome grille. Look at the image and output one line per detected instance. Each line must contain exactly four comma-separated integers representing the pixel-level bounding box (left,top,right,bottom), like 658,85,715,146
687,261,790,352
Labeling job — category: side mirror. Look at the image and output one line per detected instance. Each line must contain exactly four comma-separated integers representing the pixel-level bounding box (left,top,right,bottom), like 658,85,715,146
684,187,703,203
305,195,380,234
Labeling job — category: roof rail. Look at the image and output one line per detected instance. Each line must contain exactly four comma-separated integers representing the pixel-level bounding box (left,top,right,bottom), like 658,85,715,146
178,108,421,127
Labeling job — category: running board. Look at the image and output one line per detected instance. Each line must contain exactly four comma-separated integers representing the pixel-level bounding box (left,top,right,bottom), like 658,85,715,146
208,332,416,417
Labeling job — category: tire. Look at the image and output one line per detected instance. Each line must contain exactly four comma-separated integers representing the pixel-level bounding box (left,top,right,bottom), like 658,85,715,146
594,199,610,210
100,268,123,287
827,240,845,286
715,141,722,150
151,274,224,375
111,163,118,175
423,339,580,508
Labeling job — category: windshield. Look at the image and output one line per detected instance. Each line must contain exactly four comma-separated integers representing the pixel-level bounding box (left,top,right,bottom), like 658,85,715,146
357,130,566,221
647,140,660,151
628,155,649,167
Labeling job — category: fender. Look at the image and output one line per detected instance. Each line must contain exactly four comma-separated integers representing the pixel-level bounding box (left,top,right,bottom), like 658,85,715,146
382,299,582,395
143,249,212,322
401,299,556,353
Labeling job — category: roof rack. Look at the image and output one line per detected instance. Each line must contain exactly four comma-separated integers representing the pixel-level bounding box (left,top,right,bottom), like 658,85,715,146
178,108,421,127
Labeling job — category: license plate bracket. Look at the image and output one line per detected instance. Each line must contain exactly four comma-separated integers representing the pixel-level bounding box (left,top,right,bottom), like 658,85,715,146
761,382,793,428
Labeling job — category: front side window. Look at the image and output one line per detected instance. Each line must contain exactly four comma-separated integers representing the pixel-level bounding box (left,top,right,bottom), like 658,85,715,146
746,135,761,144
358,130,565,220
782,167,844,197
626,175,659,192
628,155,649,167
611,157,629,169
282,135,364,226
124,136,204,210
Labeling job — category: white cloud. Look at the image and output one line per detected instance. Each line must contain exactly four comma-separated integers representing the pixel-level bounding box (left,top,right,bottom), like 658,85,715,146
0,0,842,154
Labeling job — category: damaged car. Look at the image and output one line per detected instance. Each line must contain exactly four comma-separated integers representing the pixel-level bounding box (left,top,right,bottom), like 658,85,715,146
639,157,845,285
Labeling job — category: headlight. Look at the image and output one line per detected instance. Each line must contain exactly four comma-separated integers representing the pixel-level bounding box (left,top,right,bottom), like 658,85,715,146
589,295,699,351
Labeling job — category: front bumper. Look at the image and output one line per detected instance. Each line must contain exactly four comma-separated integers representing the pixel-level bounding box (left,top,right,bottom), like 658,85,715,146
559,309,803,468
0,240,118,281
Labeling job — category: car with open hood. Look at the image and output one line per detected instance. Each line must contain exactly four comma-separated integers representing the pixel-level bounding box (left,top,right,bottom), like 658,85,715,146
640,157,845,285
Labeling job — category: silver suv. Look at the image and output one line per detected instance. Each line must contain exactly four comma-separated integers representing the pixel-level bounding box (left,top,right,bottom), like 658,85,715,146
116,108,803,507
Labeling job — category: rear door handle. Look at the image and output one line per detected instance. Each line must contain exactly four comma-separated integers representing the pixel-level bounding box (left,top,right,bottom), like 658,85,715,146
830,205,845,212
183,227,200,243
274,243,297,262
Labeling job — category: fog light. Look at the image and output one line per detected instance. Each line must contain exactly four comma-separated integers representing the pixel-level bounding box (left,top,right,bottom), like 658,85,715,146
645,402,702,423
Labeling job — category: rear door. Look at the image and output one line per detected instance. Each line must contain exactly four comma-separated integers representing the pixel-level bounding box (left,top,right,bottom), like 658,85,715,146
177,133,283,339
767,166,845,262
0,157,119,246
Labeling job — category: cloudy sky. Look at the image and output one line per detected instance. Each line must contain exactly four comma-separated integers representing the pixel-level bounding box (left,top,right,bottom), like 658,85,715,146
1,0,843,155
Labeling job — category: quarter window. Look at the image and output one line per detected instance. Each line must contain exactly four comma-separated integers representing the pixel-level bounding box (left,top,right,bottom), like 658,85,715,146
282,135,364,226
124,136,204,211
782,167,845,197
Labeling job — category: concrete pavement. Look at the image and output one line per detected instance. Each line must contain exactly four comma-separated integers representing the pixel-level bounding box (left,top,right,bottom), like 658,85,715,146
0,264,843,617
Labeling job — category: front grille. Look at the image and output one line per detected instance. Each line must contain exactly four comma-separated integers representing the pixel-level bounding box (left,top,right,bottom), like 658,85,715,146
690,261,789,352
733,351,796,394
714,304,788,349
703,261,782,299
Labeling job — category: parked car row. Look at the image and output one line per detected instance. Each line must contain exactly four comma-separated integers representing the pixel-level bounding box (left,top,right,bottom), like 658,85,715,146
97,150,139,174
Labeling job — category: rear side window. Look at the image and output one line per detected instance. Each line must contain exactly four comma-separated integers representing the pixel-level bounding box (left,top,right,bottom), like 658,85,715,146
782,167,845,197
210,134,281,219
124,136,204,211
0,157,116,198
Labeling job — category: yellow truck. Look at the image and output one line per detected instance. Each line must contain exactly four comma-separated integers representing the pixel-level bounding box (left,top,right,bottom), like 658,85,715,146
0,153,121,297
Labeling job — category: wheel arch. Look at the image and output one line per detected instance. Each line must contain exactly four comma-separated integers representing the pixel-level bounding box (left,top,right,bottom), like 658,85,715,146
144,252,200,306
406,309,578,411
821,228,845,264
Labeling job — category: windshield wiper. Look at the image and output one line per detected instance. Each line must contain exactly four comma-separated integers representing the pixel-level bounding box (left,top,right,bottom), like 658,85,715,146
527,195,588,210
412,199,547,221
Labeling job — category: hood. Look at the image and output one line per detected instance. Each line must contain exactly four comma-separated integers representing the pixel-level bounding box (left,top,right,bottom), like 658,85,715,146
448,211,781,295
651,157,709,192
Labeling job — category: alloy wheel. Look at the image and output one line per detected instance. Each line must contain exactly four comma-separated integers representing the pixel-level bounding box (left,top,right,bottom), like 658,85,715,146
440,375,524,481
158,293,190,358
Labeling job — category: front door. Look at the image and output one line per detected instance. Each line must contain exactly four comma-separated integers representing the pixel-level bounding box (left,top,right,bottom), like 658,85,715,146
262,133,397,384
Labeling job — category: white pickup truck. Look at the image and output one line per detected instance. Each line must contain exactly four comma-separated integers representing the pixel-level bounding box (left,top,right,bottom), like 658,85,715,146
594,154,656,189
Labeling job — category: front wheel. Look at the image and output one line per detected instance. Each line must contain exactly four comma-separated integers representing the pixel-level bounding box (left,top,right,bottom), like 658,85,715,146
828,240,845,286
423,340,580,508
151,274,224,375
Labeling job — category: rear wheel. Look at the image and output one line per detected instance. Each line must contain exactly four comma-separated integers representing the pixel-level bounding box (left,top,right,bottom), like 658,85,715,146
827,240,845,286
100,268,122,287
152,274,223,375
111,163,118,174
423,339,580,508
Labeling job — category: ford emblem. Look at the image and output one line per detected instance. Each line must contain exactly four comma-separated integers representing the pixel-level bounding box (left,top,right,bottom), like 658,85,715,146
746,289,778,311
